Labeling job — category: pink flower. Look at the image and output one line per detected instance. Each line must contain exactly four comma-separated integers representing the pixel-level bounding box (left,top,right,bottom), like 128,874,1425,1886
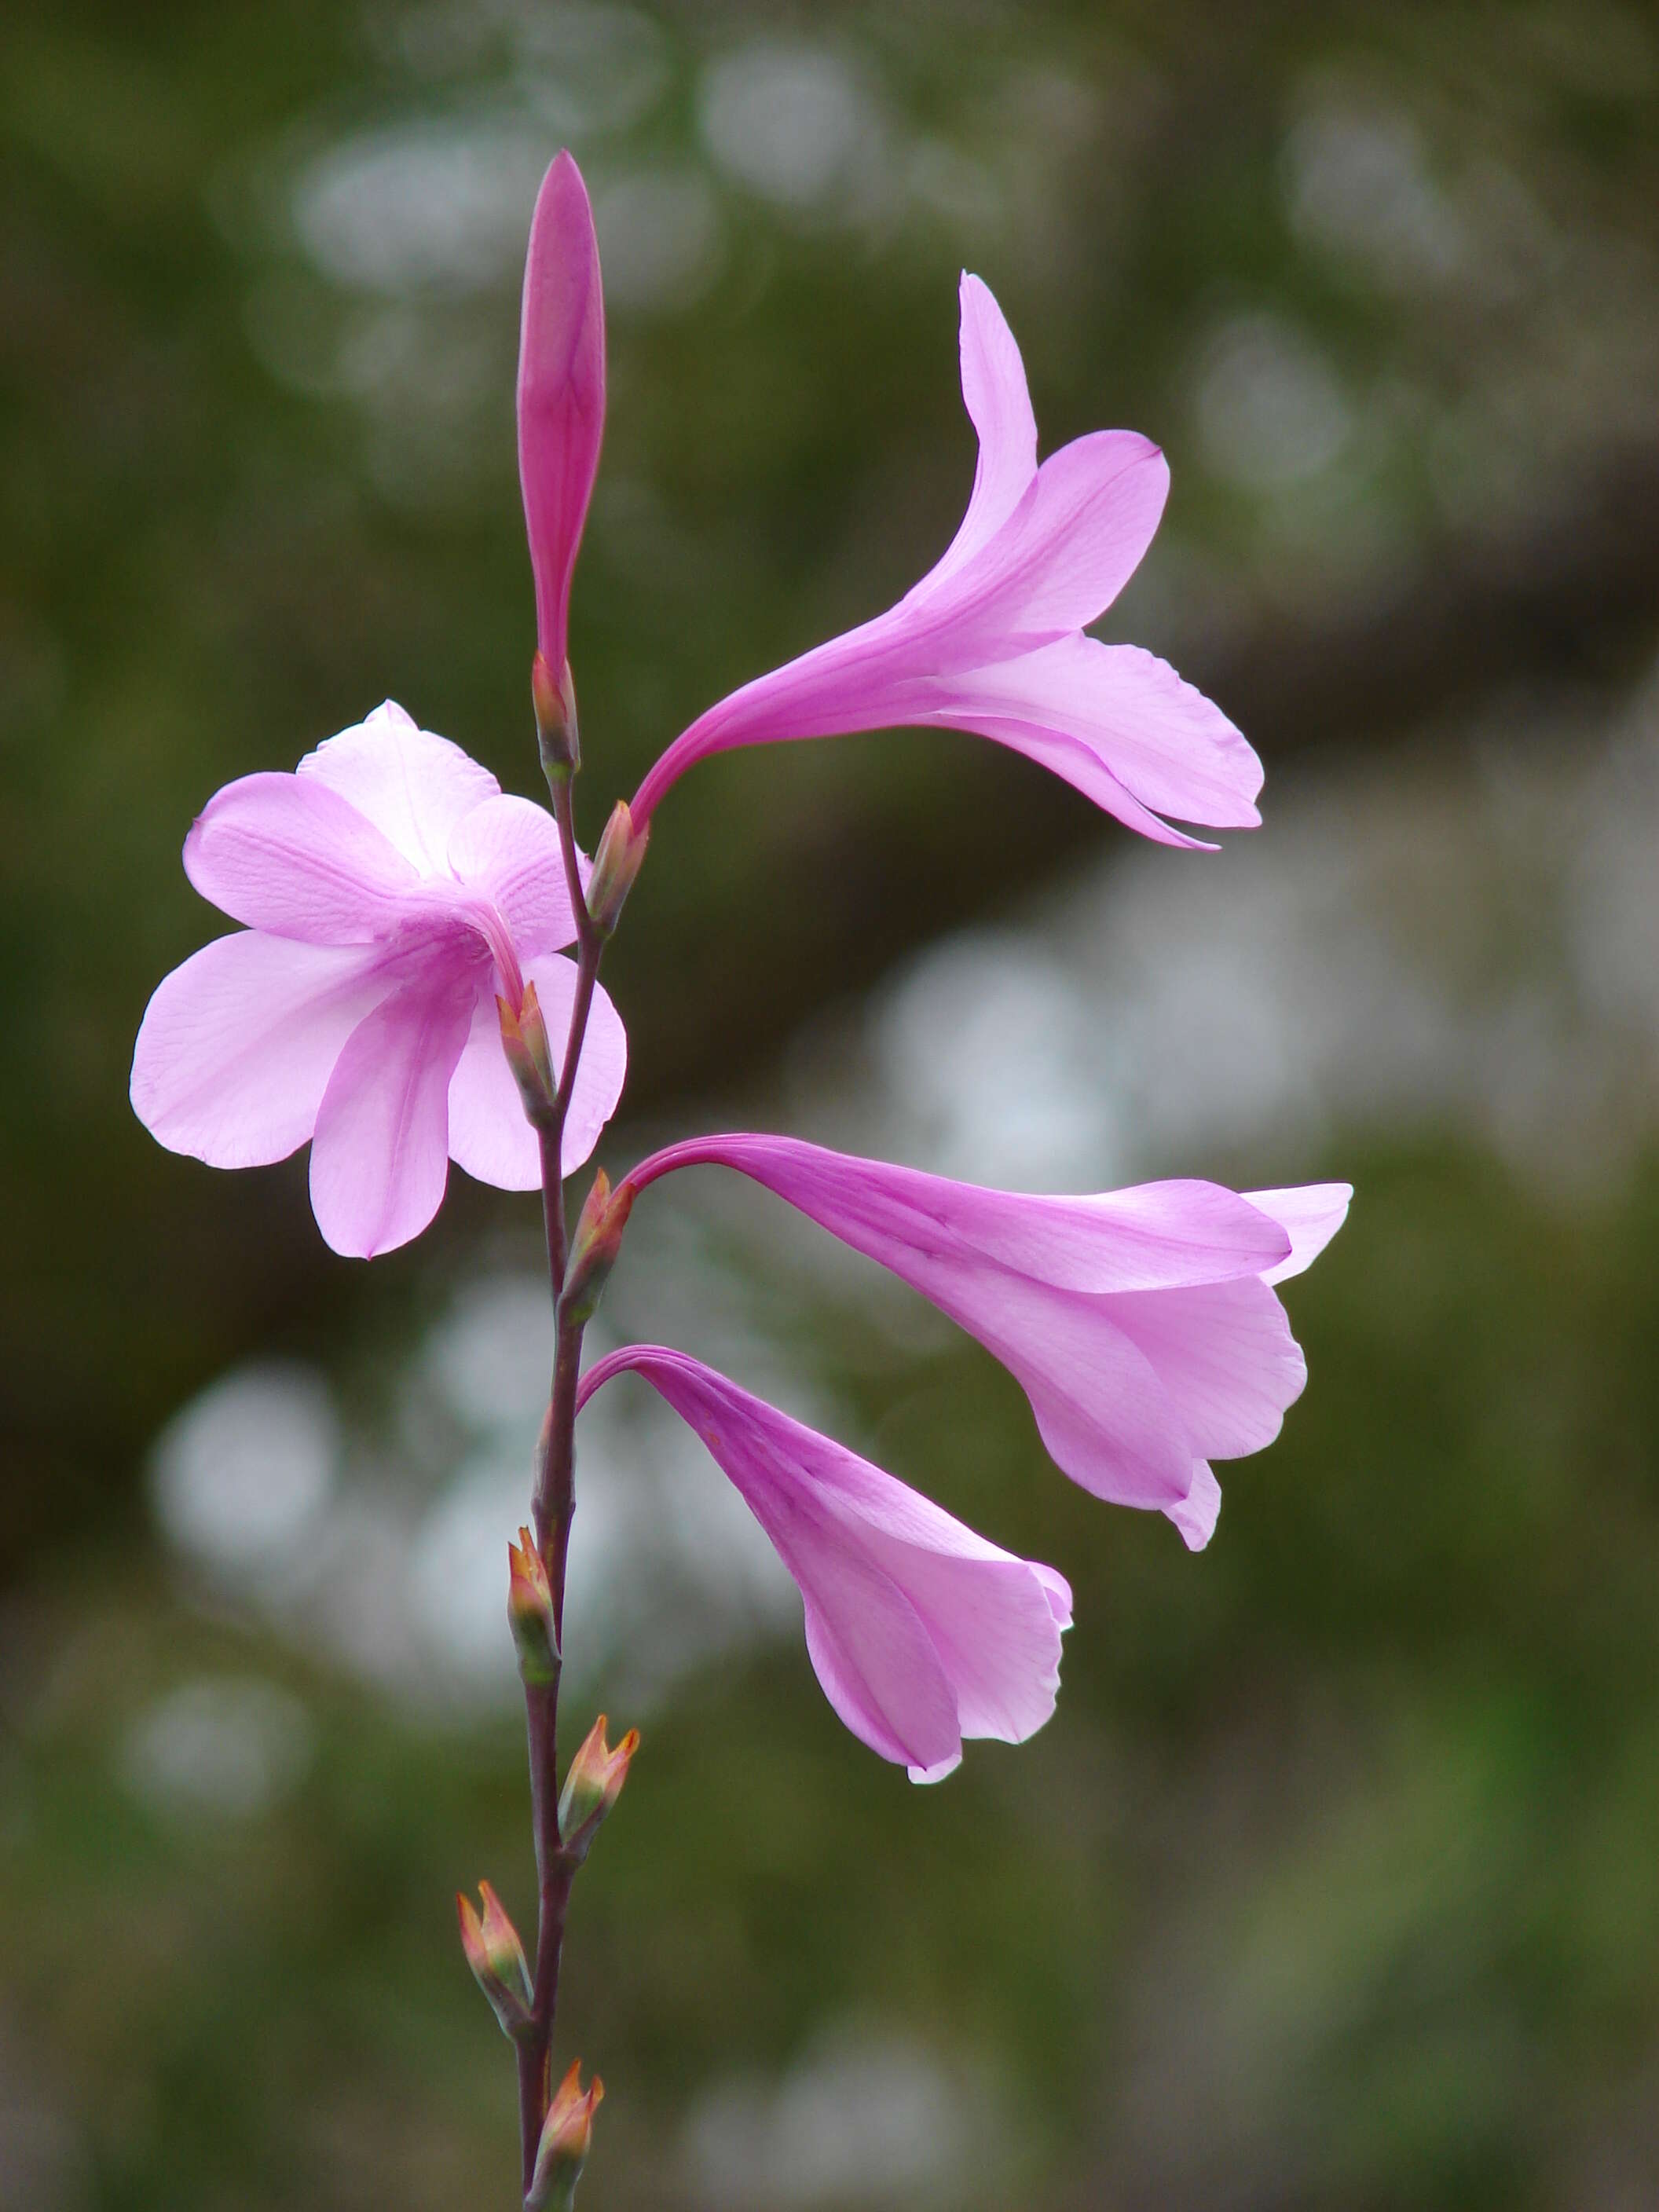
130,701,627,1258
577,1345,1071,1782
518,151,605,680
625,1137,1349,1549
631,276,1261,847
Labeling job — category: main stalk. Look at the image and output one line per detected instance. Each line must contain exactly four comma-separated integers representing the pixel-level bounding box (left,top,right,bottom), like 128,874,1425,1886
515,769,605,2195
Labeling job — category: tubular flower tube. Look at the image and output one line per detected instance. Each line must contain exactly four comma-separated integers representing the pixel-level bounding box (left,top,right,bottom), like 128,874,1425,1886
631,275,1262,847
623,1137,1350,1549
518,150,605,682
577,1345,1072,1783
130,701,627,1258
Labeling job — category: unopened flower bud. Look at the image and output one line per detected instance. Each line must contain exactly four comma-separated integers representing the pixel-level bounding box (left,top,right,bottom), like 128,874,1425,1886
533,651,580,778
558,1713,639,1860
497,980,557,1126
561,1171,633,1326
457,1881,533,2042
585,800,648,937
508,1525,560,1686
527,2060,603,2210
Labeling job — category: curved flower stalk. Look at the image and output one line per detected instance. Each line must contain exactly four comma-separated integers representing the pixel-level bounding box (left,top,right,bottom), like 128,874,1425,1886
130,700,626,1258
127,140,1350,2205
624,1136,1350,1549
631,276,1262,847
577,1345,1071,1783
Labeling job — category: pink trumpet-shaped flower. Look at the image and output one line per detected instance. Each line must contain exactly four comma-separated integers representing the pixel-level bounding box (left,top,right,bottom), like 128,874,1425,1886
577,1345,1071,1782
632,276,1261,847
624,1137,1349,1549
518,150,605,678
130,701,627,1258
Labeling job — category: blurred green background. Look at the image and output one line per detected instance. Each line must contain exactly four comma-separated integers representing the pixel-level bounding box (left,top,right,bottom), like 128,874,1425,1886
5,1,1659,2205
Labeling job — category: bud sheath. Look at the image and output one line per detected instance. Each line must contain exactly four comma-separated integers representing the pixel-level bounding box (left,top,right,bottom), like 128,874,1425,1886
508,1525,560,1686
527,2060,603,2210
558,1713,639,1860
586,800,647,936
457,1881,534,2041
562,1171,634,1326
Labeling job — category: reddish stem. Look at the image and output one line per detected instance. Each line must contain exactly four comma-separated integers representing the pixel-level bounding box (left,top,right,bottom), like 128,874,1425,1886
514,774,604,2197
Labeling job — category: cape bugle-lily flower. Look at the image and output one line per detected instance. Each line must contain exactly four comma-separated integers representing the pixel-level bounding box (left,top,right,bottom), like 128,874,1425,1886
130,701,626,1258
624,1134,1350,1550
631,275,1262,848
577,1344,1071,1783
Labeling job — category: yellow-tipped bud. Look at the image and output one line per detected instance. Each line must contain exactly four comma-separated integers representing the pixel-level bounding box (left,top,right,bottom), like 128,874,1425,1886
496,980,557,1127
586,799,648,937
533,650,580,778
527,2060,603,2210
508,1526,560,1686
558,1713,639,1860
561,1171,634,1326
457,1881,533,2041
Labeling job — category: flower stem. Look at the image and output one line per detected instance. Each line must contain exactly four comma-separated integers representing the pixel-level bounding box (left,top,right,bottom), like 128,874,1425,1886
515,775,606,2197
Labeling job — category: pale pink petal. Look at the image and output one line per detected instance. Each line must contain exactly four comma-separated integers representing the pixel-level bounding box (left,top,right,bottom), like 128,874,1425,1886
972,1277,1204,1518
446,794,585,957
184,773,418,942
928,273,1039,588
918,706,1222,845
1108,1276,1306,1459
445,987,540,1193
845,1540,1068,1748
1169,1465,1221,1551
544,958,627,1175
298,701,500,873
935,635,1263,831
518,151,605,672
796,1538,963,1776
131,932,393,1167
578,1346,1068,1780
943,429,1170,640
445,956,627,1191
1247,1184,1354,1285
309,974,474,1258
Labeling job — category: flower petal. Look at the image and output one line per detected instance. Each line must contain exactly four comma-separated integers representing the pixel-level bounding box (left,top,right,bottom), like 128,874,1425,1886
934,634,1263,832
1107,1276,1307,1460
928,273,1039,588
968,1275,1207,1524
797,1533,964,1777
445,956,627,1191
446,794,586,957
131,932,393,1167
185,773,418,942
309,974,474,1257
550,961,628,1174
943,428,1170,640
1247,1184,1353,1284
298,701,500,873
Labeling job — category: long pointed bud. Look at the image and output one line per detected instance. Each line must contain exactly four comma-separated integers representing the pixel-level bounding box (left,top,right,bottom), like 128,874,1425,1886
507,1525,560,1686
519,152,604,685
456,1881,534,2042
558,1712,639,1861
561,1170,633,1326
526,2060,603,2210
586,800,648,936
